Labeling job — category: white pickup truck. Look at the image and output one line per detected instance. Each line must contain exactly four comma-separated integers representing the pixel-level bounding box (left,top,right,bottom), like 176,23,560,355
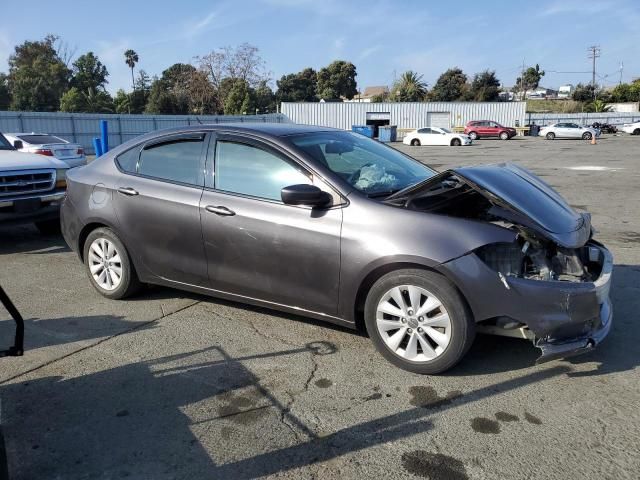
0,132,69,234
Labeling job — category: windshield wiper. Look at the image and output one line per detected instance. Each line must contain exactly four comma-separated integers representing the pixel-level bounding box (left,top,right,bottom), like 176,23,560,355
367,189,401,198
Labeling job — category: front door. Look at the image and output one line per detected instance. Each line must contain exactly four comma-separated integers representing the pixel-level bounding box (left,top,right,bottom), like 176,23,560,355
113,132,208,286
199,135,343,315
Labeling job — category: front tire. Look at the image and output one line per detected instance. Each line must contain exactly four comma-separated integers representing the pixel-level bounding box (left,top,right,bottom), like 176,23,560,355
83,227,141,299
633,129,640,136
468,131,478,140
410,139,421,146
546,132,555,140
499,131,509,140
364,269,475,374
582,132,592,140
451,138,461,146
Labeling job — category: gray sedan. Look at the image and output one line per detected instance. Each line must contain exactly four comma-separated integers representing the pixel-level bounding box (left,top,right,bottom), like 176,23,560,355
539,123,600,140
61,124,612,374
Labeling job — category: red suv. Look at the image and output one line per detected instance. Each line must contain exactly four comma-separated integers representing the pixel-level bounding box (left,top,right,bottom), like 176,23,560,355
464,121,517,140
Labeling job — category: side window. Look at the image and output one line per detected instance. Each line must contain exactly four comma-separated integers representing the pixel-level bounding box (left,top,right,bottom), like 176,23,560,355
418,128,431,134
116,147,140,173
138,137,204,186
215,141,311,201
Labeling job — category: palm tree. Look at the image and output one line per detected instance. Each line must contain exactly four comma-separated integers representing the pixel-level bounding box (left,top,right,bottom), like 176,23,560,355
393,71,428,102
124,49,139,90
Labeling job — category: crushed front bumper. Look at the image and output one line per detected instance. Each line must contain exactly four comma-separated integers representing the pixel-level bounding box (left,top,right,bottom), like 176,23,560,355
439,242,613,363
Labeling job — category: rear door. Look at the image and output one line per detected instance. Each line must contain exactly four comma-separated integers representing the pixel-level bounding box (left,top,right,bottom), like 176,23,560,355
199,133,343,315
113,132,209,286
486,122,501,137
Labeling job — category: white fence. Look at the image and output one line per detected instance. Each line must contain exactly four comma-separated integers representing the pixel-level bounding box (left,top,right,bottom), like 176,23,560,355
0,111,289,154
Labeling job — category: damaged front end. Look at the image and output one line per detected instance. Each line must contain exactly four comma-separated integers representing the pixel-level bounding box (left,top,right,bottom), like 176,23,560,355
387,163,613,362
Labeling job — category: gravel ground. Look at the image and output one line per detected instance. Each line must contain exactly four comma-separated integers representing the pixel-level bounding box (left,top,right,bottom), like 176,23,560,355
1,134,639,479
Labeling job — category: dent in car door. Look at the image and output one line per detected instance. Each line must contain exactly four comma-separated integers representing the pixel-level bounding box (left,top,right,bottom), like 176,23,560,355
199,135,343,315
113,133,208,285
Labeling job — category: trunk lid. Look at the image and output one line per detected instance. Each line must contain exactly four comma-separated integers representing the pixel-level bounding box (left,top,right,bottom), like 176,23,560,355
388,163,591,248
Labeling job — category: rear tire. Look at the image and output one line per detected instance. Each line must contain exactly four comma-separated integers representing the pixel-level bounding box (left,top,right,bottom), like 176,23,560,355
83,227,141,300
364,269,475,374
410,139,421,146
35,219,61,235
546,132,555,140
582,132,592,140
451,138,461,146
499,131,509,140
468,131,478,140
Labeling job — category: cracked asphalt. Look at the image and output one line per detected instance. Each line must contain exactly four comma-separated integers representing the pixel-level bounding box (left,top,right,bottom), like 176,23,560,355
1,135,639,479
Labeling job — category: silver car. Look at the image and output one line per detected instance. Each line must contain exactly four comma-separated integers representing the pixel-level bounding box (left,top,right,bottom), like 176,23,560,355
61,124,613,374
4,132,86,168
539,123,600,140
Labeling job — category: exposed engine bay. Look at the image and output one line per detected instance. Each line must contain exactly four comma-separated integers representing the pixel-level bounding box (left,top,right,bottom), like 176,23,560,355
387,171,604,283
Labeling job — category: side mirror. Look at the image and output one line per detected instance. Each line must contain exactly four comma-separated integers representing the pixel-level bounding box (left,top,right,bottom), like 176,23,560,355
281,184,332,208
13,140,23,150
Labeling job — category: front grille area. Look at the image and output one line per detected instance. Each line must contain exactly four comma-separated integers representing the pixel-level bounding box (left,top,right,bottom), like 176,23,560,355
0,169,55,197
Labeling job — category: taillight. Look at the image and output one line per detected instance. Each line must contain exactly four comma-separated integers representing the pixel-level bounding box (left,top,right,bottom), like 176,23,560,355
34,148,54,156
77,148,84,155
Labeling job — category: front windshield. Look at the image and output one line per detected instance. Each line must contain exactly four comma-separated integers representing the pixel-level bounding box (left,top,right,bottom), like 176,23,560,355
0,134,13,150
288,131,435,196
439,127,452,133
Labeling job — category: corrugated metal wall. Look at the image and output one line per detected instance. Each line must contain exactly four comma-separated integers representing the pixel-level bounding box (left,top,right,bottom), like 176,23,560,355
0,111,289,154
528,112,640,125
281,102,527,130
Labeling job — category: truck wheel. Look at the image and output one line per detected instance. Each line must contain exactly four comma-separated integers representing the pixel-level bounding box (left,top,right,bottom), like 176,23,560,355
83,227,141,299
364,269,475,374
35,219,61,235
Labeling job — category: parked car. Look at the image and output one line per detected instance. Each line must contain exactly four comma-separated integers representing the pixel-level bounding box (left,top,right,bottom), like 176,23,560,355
4,132,86,168
539,123,600,140
589,122,617,134
61,124,613,374
621,121,640,135
0,132,69,234
402,127,472,147
464,121,517,140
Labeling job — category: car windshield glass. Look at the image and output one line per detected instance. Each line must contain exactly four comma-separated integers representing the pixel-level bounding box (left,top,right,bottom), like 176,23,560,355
288,131,435,196
0,134,13,150
439,128,452,133
17,134,65,144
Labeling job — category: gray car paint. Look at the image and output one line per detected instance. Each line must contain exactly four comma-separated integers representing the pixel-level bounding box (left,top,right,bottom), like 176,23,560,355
61,123,612,359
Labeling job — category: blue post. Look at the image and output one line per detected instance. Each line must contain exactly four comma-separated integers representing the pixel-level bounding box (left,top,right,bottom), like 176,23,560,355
93,137,103,157
100,120,109,153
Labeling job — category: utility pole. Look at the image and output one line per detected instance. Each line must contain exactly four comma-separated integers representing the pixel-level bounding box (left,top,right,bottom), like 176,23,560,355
619,61,624,85
588,45,601,98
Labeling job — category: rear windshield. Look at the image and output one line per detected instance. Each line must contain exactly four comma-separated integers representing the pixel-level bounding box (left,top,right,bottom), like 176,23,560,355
0,133,13,150
18,134,66,144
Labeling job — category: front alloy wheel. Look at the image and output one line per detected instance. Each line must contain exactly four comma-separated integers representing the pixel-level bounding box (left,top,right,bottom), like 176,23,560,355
500,131,509,140
364,269,475,374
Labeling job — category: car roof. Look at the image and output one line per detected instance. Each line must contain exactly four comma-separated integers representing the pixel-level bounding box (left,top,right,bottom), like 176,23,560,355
139,123,340,138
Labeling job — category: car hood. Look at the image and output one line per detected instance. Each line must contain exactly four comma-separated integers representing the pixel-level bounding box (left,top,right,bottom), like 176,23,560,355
0,149,67,170
388,163,591,248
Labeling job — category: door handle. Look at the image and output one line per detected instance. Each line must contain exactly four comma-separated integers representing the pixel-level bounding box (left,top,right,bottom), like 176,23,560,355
205,205,235,216
117,187,139,196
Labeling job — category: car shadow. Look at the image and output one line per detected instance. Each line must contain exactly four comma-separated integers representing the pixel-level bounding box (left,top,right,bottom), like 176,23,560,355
0,226,70,255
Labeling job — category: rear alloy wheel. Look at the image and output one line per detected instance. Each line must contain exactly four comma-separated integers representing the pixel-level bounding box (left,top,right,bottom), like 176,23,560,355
546,132,555,140
468,131,478,140
451,138,461,146
84,227,141,299
364,269,475,374
582,132,593,140
499,131,510,140
410,139,421,146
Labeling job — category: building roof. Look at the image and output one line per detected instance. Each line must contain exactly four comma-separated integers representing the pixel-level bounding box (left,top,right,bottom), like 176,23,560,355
361,86,389,98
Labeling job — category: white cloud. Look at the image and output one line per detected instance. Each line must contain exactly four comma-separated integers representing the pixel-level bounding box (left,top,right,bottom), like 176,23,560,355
358,45,381,61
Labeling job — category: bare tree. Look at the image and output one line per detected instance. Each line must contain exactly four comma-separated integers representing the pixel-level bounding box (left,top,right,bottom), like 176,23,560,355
195,43,270,90
53,35,77,67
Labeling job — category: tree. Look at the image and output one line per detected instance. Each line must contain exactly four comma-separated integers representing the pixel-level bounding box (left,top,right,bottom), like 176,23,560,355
316,60,358,100
113,89,131,114
609,80,640,103
224,79,255,114
60,87,113,113
469,70,501,101
391,70,427,102
429,68,468,101
124,49,139,90
515,64,545,98
71,52,108,92
254,81,276,113
7,34,71,111
145,63,195,114
276,68,317,102
572,83,598,102
587,99,612,113
0,73,10,110
188,70,217,114
126,70,151,113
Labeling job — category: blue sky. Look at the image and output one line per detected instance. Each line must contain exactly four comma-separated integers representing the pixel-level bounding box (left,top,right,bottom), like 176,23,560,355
1,0,638,94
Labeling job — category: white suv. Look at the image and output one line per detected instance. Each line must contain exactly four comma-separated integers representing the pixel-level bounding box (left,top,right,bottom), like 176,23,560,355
0,132,69,234
621,121,640,135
